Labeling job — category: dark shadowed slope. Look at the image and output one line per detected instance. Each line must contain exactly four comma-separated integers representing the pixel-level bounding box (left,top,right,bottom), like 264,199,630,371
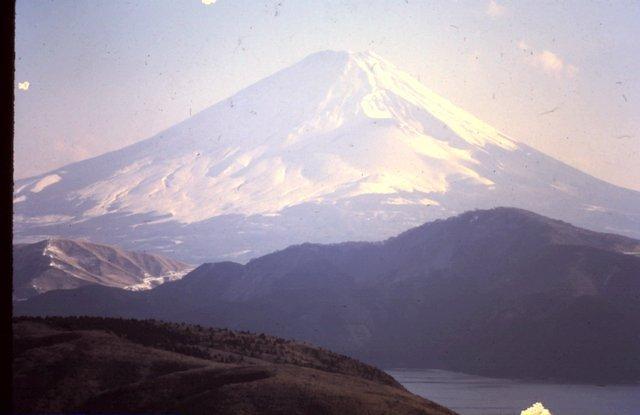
16,207,640,383
13,316,456,415
13,238,192,300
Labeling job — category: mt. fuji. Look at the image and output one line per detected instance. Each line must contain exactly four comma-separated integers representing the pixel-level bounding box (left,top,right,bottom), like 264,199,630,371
14,50,640,262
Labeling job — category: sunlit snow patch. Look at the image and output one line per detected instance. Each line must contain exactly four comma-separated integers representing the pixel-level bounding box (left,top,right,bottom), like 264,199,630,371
361,91,393,119
583,204,607,212
123,270,191,291
31,174,62,193
385,197,438,206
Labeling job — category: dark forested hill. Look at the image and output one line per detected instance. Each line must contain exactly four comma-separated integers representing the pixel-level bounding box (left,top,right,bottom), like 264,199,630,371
15,208,640,384
13,316,456,415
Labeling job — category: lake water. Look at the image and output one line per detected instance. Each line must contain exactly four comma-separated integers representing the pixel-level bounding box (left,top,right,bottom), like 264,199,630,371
387,369,640,415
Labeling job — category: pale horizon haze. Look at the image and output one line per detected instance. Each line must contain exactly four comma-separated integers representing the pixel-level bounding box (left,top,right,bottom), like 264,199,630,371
14,0,640,191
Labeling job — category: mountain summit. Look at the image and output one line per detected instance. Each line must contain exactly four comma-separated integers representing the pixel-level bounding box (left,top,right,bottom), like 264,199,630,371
13,50,640,262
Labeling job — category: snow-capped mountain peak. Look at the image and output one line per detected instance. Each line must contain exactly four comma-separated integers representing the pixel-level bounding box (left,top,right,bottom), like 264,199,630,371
17,50,513,222
13,50,640,262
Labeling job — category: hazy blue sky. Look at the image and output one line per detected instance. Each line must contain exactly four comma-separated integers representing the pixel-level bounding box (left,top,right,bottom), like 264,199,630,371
15,0,640,190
